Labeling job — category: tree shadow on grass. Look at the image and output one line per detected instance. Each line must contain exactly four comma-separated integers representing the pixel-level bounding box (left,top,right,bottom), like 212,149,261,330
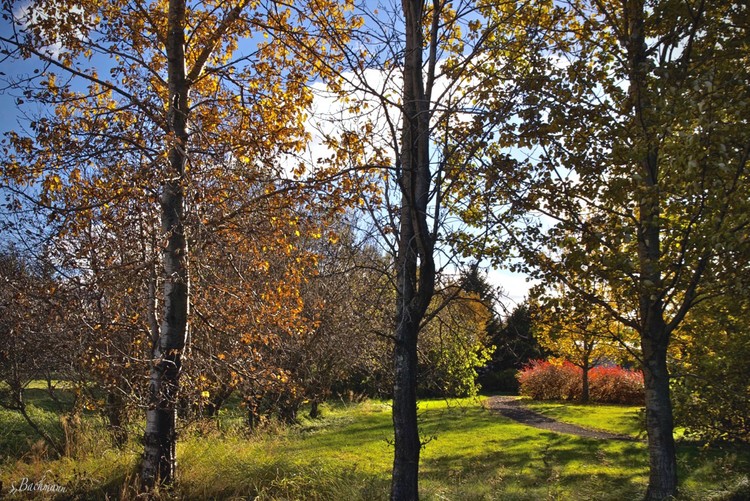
17,387,77,414
421,433,648,500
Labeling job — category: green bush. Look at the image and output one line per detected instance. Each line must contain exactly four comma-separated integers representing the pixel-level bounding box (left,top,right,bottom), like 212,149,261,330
672,372,750,444
670,301,750,444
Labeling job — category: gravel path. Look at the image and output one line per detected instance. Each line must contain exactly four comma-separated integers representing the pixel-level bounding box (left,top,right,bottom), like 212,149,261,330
484,396,637,441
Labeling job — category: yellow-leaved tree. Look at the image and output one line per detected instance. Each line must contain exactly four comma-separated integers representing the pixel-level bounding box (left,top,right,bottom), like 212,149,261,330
0,0,358,489
533,291,636,403
418,287,494,398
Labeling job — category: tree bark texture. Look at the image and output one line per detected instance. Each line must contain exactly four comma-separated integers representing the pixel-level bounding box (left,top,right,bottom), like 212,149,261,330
391,0,435,499
627,1,677,498
141,0,190,489
581,359,590,404
642,323,677,501
106,391,128,448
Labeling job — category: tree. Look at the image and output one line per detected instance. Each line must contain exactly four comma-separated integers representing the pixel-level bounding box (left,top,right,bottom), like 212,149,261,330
458,265,532,394
459,264,504,345
532,293,634,403
299,0,502,495
418,287,493,398
671,291,750,444
495,305,543,368
477,302,547,393
388,0,436,495
310,0,547,493
456,1,750,497
184,192,321,426
1,0,355,488
294,220,394,414
65,213,159,448
0,246,71,456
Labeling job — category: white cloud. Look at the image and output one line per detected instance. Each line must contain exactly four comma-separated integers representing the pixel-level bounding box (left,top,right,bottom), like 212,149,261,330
488,267,534,308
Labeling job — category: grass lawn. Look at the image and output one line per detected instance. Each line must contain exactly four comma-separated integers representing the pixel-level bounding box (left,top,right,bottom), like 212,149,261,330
1,390,748,500
520,398,645,438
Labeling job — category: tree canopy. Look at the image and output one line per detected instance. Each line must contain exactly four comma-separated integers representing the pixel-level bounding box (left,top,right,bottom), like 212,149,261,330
1,0,748,499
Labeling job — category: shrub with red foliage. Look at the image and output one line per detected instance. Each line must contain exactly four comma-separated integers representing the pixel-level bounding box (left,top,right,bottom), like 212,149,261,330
517,360,644,405
516,360,579,401
588,365,644,405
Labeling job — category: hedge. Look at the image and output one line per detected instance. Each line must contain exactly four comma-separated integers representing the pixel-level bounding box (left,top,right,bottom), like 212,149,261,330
517,359,644,405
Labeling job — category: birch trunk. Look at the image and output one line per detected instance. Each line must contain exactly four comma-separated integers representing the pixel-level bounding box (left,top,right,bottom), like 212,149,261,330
141,0,190,488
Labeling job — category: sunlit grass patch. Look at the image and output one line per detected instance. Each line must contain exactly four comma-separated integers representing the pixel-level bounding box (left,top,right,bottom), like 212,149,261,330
175,400,393,500
520,398,644,437
1,392,748,500
417,397,648,500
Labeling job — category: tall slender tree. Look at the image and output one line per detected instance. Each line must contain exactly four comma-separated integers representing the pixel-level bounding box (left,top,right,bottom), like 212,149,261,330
390,0,434,497
302,1,548,496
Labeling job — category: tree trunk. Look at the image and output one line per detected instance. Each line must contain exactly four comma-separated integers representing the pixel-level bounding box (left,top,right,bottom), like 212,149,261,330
15,389,65,457
247,400,260,430
309,400,320,419
641,320,677,500
391,153,421,501
391,0,434,498
206,385,233,418
581,361,589,404
106,391,128,448
141,0,190,489
391,313,421,501
626,0,678,497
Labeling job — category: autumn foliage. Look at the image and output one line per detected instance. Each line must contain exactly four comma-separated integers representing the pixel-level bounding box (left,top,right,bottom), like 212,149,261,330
518,360,644,405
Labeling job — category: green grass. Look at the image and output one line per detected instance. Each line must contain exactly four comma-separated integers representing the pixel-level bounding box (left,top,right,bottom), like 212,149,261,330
0,380,79,460
1,393,748,500
519,398,645,437
417,398,649,501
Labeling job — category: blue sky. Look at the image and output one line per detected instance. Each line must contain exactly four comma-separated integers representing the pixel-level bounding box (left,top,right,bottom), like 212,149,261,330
0,3,533,306
0,37,47,135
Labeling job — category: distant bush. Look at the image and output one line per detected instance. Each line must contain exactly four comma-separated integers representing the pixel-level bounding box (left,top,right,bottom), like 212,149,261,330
589,365,644,405
518,360,644,405
516,360,580,401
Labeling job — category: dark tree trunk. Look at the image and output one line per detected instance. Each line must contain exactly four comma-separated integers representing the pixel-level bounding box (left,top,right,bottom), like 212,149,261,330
642,329,677,501
106,391,128,448
391,315,421,501
391,0,434,498
247,401,260,430
581,361,590,404
626,1,678,498
309,400,320,419
580,342,591,403
141,0,190,489
13,387,65,457
205,386,233,418
279,401,299,424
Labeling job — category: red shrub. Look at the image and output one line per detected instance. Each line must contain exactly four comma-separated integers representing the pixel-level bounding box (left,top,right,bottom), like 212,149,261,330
517,360,581,401
589,365,644,405
517,360,644,404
